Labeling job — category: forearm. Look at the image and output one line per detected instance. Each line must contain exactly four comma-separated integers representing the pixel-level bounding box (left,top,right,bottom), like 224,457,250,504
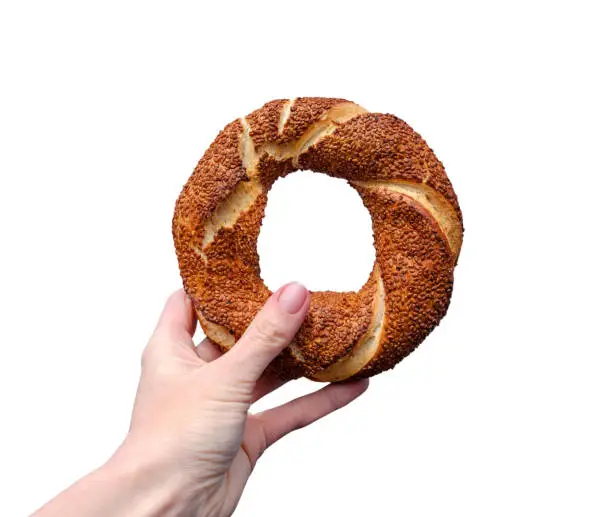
31,448,193,517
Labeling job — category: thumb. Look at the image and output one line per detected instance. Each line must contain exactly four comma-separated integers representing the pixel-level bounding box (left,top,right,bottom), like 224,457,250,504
220,282,310,384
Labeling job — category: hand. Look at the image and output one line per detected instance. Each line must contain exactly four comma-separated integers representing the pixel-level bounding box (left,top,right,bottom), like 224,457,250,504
33,283,368,517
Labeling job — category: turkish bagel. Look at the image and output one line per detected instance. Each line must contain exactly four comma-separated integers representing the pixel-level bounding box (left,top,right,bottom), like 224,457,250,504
173,97,463,381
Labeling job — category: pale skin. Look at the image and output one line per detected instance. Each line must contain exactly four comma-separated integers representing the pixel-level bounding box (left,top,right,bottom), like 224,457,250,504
33,282,369,516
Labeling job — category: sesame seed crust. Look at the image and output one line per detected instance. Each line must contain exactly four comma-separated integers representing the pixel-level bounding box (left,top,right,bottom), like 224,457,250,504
350,187,455,378
174,119,247,233
299,112,463,228
245,99,288,150
280,97,349,143
173,98,463,380
256,153,296,189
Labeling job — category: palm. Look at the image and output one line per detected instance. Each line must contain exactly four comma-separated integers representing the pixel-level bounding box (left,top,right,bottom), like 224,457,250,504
137,290,368,517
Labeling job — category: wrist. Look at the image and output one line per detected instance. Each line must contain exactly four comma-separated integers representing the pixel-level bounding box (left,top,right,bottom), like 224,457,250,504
32,443,199,517
103,443,197,517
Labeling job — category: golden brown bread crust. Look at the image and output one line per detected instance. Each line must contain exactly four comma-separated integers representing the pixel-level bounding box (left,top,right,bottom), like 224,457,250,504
299,113,463,227
173,97,463,381
349,187,455,378
245,99,289,150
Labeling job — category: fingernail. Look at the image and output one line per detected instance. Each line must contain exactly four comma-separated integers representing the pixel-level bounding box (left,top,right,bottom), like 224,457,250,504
277,282,308,314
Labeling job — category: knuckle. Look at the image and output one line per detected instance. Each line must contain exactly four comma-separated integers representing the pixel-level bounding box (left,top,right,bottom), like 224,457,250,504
249,317,290,349
325,385,353,412
290,409,309,431
140,338,166,372
140,343,154,369
248,415,269,460
326,389,343,410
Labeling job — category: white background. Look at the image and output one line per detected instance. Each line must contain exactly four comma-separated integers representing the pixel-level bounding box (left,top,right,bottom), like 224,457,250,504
1,1,611,515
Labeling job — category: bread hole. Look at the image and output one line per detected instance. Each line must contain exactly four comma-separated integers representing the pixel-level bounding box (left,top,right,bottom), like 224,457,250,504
258,170,375,292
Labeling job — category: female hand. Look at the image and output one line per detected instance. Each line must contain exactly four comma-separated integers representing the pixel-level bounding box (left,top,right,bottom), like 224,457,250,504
33,283,368,517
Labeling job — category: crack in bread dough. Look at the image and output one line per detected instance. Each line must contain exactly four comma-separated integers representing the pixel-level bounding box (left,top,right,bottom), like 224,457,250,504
196,119,261,261
199,104,367,263
197,312,236,351
312,267,386,382
288,342,305,361
201,180,263,251
278,98,295,134
191,243,208,262
352,179,463,260
240,119,258,176
256,102,368,165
